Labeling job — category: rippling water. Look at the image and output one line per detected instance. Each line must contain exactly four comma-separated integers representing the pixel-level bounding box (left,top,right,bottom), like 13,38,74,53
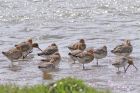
0,0,140,93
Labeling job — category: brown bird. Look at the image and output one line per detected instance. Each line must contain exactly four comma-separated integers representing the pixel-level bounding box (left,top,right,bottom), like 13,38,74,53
93,46,107,66
68,39,86,51
15,39,42,59
38,43,58,58
75,48,94,69
38,52,61,71
68,49,83,64
2,46,23,62
125,57,138,72
111,40,133,57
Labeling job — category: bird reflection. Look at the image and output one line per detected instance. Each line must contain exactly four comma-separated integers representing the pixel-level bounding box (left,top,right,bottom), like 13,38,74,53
42,71,53,80
8,62,22,71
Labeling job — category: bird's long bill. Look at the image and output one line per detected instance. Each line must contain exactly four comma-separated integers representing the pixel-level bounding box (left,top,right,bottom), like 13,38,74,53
38,47,43,52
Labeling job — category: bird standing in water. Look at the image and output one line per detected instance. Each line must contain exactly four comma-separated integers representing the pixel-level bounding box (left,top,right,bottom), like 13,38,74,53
75,48,94,69
68,39,86,51
111,40,133,57
68,49,83,64
38,52,61,71
15,39,42,59
38,43,58,58
2,46,23,62
93,46,107,66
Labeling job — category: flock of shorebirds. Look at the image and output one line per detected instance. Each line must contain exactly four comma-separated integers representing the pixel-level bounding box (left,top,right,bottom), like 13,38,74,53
1,38,138,73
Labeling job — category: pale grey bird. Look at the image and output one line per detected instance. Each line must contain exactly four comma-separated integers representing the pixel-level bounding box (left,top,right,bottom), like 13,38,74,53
112,57,128,72
93,46,107,65
125,57,138,72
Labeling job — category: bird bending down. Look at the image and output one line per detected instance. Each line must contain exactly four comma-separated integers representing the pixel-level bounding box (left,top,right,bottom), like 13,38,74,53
68,39,86,51
125,57,138,72
38,62,55,72
93,46,107,66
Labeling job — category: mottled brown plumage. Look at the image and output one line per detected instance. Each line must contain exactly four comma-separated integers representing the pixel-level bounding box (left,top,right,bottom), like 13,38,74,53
111,40,133,57
15,39,42,58
68,39,86,51
2,46,23,61
38,43,58,58
38,52,61,70
75,49,94,69
125,57,138,72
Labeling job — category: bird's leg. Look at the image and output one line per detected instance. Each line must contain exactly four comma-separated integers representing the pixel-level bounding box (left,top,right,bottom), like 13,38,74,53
132,64,138,71
22,55,25,59
72,60,76,64
22,51,32,59
10,60,14,67
96,59,98,66
117,67,119,72
83,64,85,70
125,65,130,72
123,66,126,72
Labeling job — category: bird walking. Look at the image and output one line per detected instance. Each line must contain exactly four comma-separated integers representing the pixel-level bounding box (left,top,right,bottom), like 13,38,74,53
112,57,128,72
125,57,138,72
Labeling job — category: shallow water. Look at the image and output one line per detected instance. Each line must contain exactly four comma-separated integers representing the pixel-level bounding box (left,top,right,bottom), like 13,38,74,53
0,0,140,93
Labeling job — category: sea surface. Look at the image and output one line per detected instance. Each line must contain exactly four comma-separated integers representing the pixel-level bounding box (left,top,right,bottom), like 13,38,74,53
0,0,140,93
